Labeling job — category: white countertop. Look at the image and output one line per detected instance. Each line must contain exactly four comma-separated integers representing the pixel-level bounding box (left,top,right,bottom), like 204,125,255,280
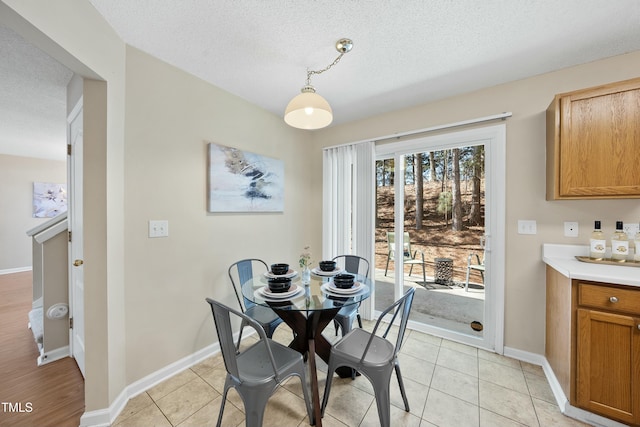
543,244,640,287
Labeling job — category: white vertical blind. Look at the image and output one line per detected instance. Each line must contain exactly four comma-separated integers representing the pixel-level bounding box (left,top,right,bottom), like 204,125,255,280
322,141,375,317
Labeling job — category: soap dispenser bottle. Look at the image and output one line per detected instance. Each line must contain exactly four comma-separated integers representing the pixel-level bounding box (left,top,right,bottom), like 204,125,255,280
611,221,628,262
589,221,606,260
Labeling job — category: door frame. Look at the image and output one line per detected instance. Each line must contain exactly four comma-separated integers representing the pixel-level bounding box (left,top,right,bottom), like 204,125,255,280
372,124,505,353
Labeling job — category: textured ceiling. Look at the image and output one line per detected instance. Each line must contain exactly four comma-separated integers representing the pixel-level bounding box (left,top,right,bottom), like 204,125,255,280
2,0,640,160
0,24,73,161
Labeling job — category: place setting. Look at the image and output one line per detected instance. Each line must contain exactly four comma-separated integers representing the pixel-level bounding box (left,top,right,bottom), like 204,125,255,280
263,263,298,279
320,273,366,295
311,260,342,276
257,263,304,300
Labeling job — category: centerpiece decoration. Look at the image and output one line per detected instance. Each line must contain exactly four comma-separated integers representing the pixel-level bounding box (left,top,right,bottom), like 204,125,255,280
299,246,313,284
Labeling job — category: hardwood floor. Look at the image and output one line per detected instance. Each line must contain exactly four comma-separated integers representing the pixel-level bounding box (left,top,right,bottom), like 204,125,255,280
0,271,84,427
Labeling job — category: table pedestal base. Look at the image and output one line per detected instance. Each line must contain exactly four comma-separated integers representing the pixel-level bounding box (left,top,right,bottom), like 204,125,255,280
271,306,353,426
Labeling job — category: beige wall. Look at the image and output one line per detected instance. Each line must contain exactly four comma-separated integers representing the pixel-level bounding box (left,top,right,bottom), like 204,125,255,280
122,46,319,382
0,154,66,271
313,51,640,353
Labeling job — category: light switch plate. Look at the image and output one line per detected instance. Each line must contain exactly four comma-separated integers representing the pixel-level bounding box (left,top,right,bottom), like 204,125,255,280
517,220,537,235
149,220,169,238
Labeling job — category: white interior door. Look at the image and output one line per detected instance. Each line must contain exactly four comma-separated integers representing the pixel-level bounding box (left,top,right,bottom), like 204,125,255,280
68,98,85,377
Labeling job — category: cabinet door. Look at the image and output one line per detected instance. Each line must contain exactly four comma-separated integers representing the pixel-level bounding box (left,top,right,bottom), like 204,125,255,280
559,82,640,198
546,78,640,199
576,308,640,425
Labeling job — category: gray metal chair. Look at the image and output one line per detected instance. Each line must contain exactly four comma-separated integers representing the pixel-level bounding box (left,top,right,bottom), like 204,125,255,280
228,259,283,349
321,287,416,427
331,255,369,336
205,298,313,427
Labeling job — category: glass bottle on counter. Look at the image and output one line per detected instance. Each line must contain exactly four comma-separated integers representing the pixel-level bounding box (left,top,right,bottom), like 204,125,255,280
634,223,640,262
589,220,606,260
610,221,628,262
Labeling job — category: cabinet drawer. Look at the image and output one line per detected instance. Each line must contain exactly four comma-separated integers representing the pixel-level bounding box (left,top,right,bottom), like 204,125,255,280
578,283,640,315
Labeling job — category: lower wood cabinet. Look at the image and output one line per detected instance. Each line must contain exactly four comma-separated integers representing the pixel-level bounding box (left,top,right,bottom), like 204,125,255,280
576,308,640,425
546,268,640,426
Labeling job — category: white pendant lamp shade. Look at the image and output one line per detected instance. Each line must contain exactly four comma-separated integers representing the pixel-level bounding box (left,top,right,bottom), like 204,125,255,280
284,90,333,130
284,38,352,130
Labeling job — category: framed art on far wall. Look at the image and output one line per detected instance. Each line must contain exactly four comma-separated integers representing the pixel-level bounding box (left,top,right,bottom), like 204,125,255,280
33,182,67,218
207,142,284,212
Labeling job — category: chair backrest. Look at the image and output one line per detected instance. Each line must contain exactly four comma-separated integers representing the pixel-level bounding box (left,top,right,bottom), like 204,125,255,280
332,255,370,278
362,287,416,362
205,297,278,381
228,259,268,312
386,231,412,260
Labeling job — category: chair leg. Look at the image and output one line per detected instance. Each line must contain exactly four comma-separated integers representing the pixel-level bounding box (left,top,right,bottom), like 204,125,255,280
216,380,232,427
421,262,426,283
465,267,471,292
241,385,272,427
372,376,392,427
409,262,414,276
356,313,362,329
394,361,410,412
296,368,314,425
321,358,338,417
385,255,390,276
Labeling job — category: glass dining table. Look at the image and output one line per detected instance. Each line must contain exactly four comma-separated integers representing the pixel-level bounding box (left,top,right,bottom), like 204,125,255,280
241,268,371,426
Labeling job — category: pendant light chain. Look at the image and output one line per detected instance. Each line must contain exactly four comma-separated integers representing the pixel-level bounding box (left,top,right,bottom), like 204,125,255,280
305,52,346,86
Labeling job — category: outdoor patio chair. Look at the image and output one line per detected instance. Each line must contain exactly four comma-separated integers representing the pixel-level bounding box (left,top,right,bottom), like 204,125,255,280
321,287,416,427
228,259,283,349
205,298,313,427
330,255,369,337
384,231,426,282
465,237,485,292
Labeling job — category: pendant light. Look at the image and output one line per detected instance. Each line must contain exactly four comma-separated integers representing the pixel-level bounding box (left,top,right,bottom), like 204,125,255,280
284,38,353,130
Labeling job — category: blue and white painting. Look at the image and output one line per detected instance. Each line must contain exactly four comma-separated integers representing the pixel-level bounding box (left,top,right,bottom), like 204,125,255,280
208,143,284,212
33,182,67,218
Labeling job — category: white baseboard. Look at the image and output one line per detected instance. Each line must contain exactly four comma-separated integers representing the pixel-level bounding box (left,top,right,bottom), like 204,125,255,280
38,345,70,366
541,357,629,427
503,345,547,366
0,267,32,275
79,341,223,427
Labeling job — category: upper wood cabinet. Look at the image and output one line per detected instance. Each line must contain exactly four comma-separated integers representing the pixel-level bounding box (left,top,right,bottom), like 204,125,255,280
546,77,640,200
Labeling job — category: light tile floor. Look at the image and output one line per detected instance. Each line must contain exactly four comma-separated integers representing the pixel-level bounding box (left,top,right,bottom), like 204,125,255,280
113,321,590,427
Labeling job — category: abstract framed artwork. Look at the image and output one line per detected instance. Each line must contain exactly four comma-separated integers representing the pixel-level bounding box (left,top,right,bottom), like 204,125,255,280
33,182,67,218
207,142,284,212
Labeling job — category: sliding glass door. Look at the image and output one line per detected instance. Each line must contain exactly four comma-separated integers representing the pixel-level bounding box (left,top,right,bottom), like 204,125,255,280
372,125,505,351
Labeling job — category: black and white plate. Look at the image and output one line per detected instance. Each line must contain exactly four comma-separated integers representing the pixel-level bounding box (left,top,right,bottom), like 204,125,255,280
311,267,342,276
257,284,302,299
321,281,365,295
264,269,298,279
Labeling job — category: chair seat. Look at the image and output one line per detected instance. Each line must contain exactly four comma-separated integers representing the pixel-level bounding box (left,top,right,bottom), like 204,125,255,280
238,340,302,383
400,259,425,265
244,304,281,325
332,328,395,367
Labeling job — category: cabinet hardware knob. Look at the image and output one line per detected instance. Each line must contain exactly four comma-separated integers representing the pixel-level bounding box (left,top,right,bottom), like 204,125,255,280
609,296,618,303
638,324,640,331
73,259,84,267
